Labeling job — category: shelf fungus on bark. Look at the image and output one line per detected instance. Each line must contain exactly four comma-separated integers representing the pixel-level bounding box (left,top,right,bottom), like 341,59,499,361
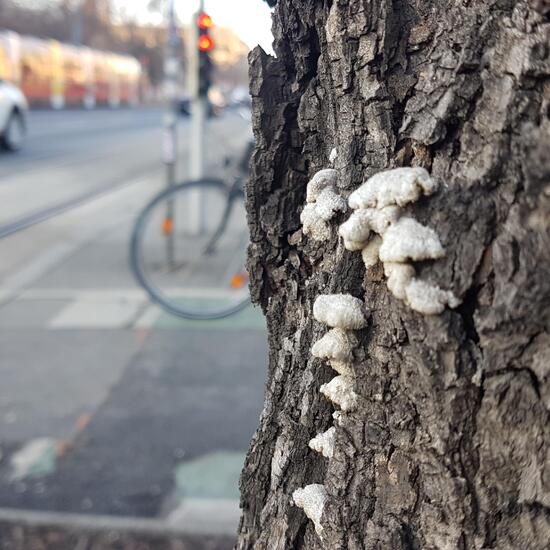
309,426,336,458
294,294,366,537
306,168,339,202
311,328,358,364
384,262,416,301
301,169,346,242
292,484,328,536
320,375,359,412
340,166,460,315
348,166,438,209
378,217,445,263
361,235,382,268
313,294,368,330
405,278,461,315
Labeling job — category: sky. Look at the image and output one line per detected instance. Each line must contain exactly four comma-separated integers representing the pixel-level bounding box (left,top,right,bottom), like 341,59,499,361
115,0,274,53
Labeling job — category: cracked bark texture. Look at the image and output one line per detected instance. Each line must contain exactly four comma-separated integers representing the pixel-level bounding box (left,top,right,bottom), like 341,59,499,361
238,1,550,549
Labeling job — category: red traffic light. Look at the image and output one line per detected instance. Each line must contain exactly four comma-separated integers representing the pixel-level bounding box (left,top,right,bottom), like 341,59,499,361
197,12,213,29
198,34,214,51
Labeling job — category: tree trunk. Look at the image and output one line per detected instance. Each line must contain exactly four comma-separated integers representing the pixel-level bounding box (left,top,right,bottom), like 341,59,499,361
238,1,550,548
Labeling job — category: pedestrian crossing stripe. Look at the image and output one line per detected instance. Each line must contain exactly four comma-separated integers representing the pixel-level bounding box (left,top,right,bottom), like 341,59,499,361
0,289,265,331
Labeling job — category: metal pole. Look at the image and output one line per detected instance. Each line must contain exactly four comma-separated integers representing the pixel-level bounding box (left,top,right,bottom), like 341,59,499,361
188,0,207,234
163,0,179,266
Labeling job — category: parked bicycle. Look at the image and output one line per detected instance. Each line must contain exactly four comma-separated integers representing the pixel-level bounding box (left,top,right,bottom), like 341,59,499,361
130,140,253,320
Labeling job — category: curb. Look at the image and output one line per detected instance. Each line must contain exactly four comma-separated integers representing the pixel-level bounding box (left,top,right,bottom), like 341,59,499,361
0,507,236,549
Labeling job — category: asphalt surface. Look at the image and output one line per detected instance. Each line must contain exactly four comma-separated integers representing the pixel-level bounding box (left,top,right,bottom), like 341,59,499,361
0,108,266,535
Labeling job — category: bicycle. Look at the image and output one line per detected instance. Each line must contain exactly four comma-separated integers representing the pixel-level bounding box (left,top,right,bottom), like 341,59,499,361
130,141,253,320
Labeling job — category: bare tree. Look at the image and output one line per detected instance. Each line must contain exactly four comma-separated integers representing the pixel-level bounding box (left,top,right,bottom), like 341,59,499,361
238,0,550,548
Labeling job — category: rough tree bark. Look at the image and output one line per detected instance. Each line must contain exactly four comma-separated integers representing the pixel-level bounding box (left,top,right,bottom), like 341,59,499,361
238,1,550,548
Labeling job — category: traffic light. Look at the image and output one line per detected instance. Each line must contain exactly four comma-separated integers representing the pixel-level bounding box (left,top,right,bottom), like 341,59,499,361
197,12,214,97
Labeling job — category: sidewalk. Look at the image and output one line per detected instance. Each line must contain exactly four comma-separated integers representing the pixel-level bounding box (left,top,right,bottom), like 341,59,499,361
0,158,267,537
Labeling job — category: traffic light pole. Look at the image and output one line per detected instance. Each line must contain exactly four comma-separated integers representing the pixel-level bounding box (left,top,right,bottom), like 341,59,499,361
188,1,207,235
163,0,179,266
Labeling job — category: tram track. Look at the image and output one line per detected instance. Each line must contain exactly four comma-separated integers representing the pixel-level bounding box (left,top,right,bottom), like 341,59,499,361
0,176,144,240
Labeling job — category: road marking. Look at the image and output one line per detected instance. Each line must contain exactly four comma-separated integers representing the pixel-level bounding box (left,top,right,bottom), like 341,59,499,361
10,438,57,481
134,305,162,328
48,299,145,329
0,243,78,305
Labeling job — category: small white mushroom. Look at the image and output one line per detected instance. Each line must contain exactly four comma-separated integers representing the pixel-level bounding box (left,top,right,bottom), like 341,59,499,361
379,217,445,262
301,178,346,242
293,484,327,536
311,328,358,364
328,360,354,377
329,148,338,164
301,203,331,241
320,375,358,411
362,235,382,268
405,278,460,315
343,238,369,252
313,294,368,330
384,262,416,301
315,187,347,221
338,210,372,250
361,205,401,235
306,169,339,203
309,427,336,458
349,167,438,209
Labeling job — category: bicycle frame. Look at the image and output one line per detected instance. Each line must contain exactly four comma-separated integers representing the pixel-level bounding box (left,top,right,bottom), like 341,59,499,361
203,176,245,255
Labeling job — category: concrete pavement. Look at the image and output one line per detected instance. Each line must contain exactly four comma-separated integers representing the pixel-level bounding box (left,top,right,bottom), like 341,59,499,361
0,108,265,538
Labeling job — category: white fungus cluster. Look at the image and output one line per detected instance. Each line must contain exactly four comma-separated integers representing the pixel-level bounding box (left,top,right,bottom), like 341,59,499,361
312,294,367,330
311,328,357,364
308,427,336,458
348,166,438,209
341,167,460,315
293,167,460,538
294,293,367,536
320,375,358,412
301,169,347,242
292,484,328,536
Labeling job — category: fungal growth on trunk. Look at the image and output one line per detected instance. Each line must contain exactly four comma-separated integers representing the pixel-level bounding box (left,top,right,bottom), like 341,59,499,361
292,484,328,536
300,169,347,242
293,292,367,536
312,294,368,330
294,166,460,539
320,375,358,412
343,167,460,315
311,328,358,364
348,166,438,209
308,426,336,458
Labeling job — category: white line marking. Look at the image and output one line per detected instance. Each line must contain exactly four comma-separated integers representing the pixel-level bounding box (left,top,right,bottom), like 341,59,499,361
48,299,145,329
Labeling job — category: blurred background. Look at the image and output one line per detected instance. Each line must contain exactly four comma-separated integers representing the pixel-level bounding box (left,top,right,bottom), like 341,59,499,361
0,0,272,545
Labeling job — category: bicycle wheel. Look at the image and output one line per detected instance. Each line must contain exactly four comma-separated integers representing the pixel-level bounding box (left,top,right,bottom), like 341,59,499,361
130,179,250,320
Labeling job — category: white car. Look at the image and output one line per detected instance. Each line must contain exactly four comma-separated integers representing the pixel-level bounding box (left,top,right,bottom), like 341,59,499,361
0,80,28,152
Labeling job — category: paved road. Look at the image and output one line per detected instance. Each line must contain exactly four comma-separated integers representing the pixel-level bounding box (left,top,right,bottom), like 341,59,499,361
0,108,265,537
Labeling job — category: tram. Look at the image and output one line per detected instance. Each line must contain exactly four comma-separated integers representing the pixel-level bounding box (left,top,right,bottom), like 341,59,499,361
0,30,142,108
